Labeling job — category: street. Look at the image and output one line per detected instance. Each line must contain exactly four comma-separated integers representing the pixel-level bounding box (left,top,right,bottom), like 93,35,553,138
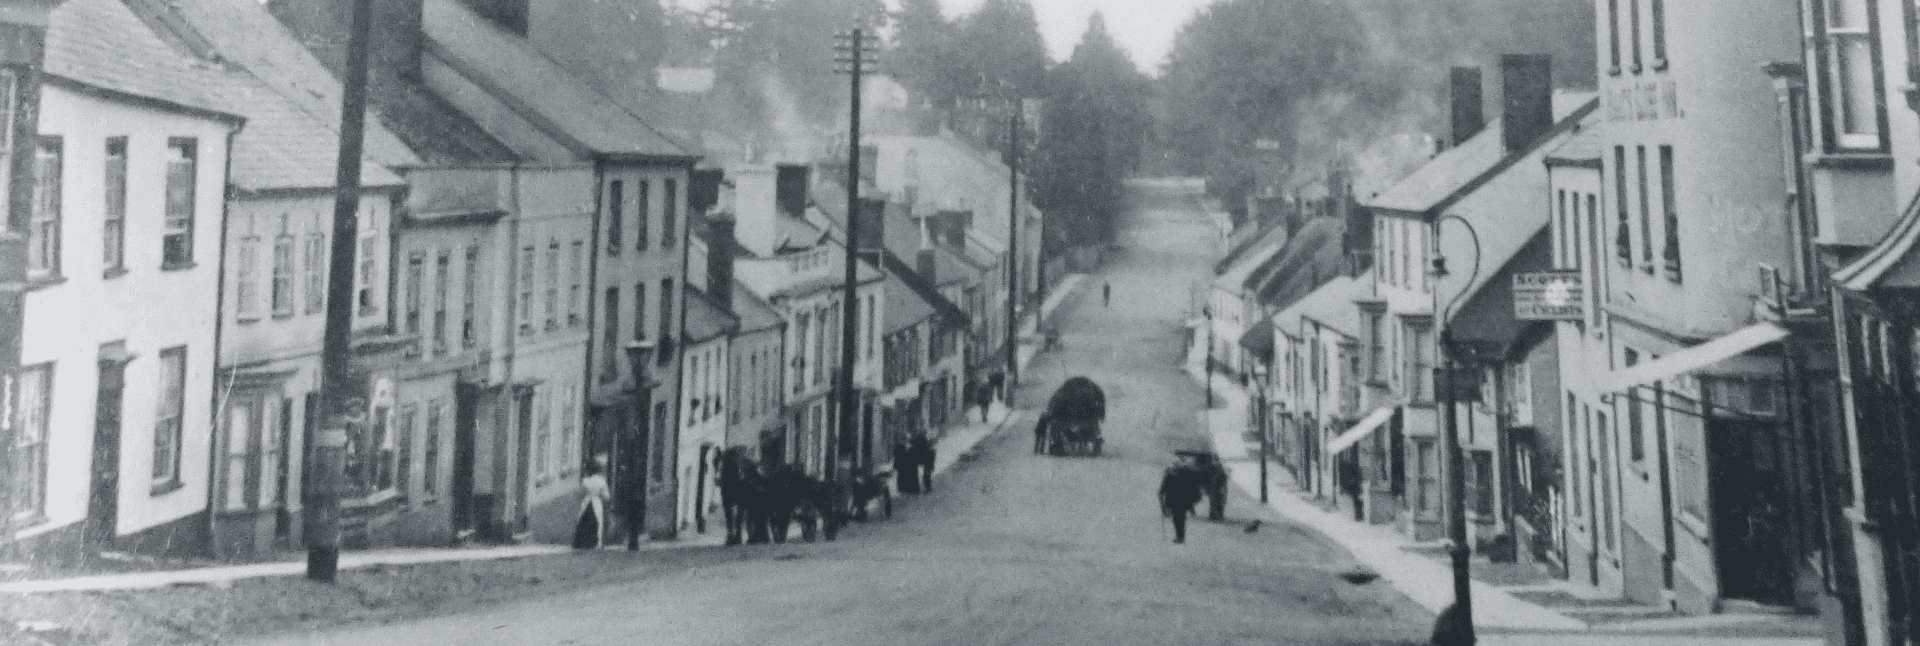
241,179,1432,646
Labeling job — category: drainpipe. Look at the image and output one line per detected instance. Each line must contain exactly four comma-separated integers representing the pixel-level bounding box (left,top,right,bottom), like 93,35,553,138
202,125,241,559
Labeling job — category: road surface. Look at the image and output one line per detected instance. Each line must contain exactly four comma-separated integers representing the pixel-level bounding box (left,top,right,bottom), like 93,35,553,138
247,179,1433,646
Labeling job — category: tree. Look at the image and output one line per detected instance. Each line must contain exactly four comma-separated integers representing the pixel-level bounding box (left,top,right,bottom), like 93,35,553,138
1031,12,1149,248
891,0,966,108
952,0,1049,102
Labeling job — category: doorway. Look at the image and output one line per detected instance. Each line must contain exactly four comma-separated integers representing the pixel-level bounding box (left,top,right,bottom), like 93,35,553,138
1707,417,1794,604
85,348,130,549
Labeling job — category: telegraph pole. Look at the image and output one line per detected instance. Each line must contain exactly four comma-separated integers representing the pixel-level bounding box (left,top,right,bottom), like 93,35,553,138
1004,100,1021,407
832,27,876,487
0,0,62,549
309,0,375,583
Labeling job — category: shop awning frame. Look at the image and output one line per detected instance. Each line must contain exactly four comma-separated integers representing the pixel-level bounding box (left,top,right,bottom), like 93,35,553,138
1593,322,1789,394
1326,407,1397,454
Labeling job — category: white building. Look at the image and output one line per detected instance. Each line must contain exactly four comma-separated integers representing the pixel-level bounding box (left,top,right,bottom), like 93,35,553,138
9,0,238,560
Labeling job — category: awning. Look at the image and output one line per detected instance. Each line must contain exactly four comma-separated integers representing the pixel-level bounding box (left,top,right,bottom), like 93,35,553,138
1594,322,1789,394
1326,407,1397,454
1238,319,1275,362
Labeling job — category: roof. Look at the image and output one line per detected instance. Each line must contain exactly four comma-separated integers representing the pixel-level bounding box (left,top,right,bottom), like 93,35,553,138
1272,273,1362,340
883,272,936,333
1545,126,1603,166
216,75,408,191
683,288,740,344
168,0,422,168
657,67,715,94
732,281,785,334
880,251,969,328
1216,225,1292,292
1366,97,1600,217
1837,186,1920,291
1238,317,1274,362
1252,218,1346,305
422,0,690,159
1215,220,1282,274
44,0,240,122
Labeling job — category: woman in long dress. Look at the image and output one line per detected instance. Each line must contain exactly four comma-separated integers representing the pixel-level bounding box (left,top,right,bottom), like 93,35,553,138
573,456,612,549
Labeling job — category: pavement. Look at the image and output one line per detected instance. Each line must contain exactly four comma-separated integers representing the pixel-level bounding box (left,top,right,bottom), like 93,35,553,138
1187,349,1826,644
218,178,1436,646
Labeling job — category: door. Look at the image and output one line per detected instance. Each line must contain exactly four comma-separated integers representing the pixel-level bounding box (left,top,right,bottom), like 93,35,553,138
513,387,535,535
1708,418,1794,604
85,353,129,548
451,383,478,535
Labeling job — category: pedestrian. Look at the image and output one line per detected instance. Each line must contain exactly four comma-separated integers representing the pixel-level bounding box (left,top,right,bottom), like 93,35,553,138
1159,453,1205,544
909,434,936,493
573,455,612,549
987,370,1006,404
893,439,920,494
1200,454,1228,521
962,380,979,423
976,381,994,422
1103,280,1111,308
1032,412,1052,454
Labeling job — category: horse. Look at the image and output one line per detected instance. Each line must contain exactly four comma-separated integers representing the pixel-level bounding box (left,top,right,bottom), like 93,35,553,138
717,447,770,545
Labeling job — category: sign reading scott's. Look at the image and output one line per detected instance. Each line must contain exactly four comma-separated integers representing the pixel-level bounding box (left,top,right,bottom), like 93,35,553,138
1514,271,1583,320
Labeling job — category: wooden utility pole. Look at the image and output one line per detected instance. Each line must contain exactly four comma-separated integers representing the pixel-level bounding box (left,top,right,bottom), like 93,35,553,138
309,0,375,583
833,27,876,487
1005,102,1021,407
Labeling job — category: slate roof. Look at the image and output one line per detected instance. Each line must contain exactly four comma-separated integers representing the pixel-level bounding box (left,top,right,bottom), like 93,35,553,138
1546,127,1603,165
1252,218,1347,305
883,272,935,333
1215,225,1292,293
211,75,406,191
167,0,424,168
1272,273,1363,339
422,0,690,159
44,0,238,122
1368,96,1599,217
684,288,740,344
731,282,785,334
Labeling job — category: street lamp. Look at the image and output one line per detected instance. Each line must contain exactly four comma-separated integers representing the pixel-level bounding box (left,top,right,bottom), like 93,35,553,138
623,340,658,551
1430,215,1481,646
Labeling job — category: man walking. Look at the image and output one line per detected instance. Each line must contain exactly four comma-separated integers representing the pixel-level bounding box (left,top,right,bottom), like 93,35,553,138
1160,453,1204,544
909,434,936,493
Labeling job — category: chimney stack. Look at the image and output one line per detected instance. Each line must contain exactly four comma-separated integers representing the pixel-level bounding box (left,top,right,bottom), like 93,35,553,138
1500,54,1554,154
690,169,724,214
731,166,778,258
706,216,736,311
775,164,810,218
1449,66,1484,147
856,198,887,253
917,248,937,285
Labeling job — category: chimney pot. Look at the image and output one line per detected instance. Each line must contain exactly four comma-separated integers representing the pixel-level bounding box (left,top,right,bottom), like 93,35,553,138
917,248,937,285
731,166,779,258
705,216,737,310
1500,54,1554,154
1449,66,1485,147
690,169,724,214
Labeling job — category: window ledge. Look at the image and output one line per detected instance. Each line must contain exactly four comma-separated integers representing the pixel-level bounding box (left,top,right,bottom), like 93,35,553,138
160,261,197,272
272,311,296,321
1677,511,1711,544
237,314,262,324
24,274,67,292
1651,58,1669,72
1806,152,1893,171
151,479,185,497
102,266,128,280
1608,66,1622,77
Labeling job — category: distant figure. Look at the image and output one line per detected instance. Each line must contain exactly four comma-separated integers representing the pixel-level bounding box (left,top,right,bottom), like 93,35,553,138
1159,455,1204,544
573,456,612,549
893,440,920,494
962,380,980,422
908,434,936,493
1032,412,1052,454
972,379,994,423
1103,281,1112,308
987,371,1006,404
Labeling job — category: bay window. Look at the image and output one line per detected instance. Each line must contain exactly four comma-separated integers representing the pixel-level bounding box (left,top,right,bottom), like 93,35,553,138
1822,0,1883,150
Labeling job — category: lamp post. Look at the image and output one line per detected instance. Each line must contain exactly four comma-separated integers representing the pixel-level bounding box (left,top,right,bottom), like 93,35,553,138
1258,363,1271,503
1430,214,1481,646
1004,95,1023,409
1204,307,1215,410
623,340,658,551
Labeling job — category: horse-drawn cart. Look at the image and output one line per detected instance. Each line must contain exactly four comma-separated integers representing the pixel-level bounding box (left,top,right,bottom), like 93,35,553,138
1045,376,1106,456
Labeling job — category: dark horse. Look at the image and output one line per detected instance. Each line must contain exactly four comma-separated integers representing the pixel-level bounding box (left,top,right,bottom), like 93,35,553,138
717,447,772,545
